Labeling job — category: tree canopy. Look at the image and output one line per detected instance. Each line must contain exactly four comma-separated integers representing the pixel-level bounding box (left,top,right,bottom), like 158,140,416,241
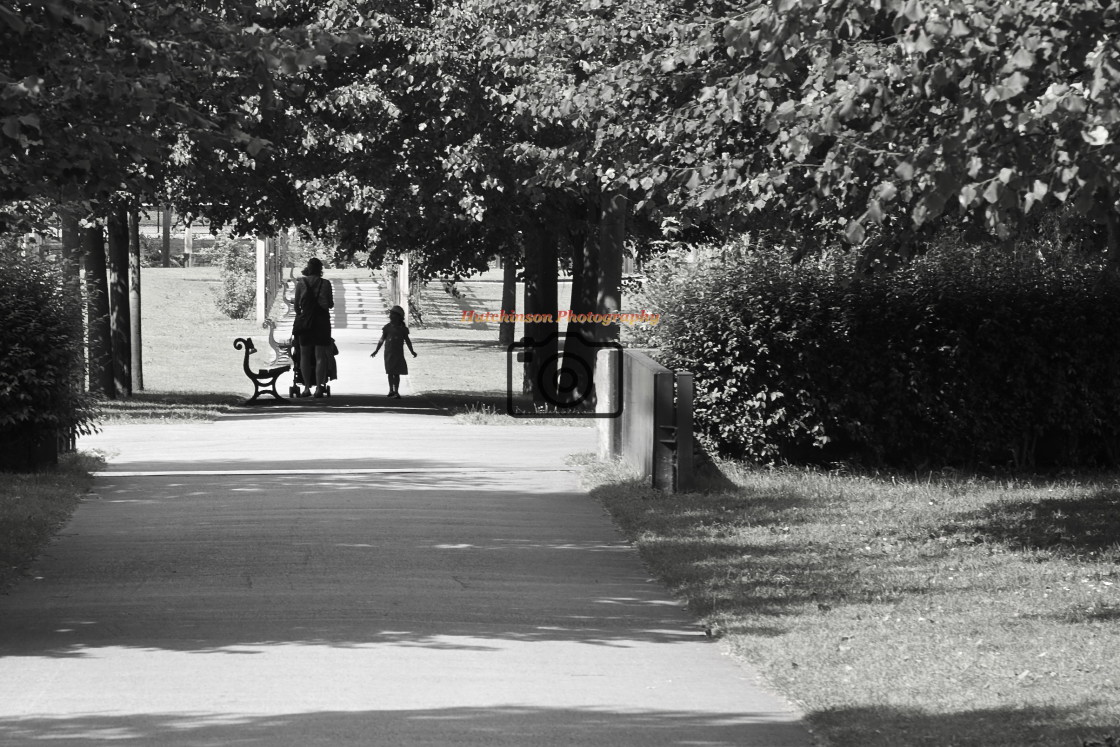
655,0,1120,263
3,0,1119,269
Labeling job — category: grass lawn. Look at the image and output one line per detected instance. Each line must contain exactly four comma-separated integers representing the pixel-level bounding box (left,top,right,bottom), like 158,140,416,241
95,267,278,422
583,458,1120,747
137,266,278,395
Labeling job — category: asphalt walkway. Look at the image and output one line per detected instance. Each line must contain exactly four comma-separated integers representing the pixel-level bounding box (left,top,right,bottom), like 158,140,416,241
0,276,813,746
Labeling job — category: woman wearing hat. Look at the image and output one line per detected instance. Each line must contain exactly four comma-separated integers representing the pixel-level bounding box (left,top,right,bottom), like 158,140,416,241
371,304,417,398
293,257,335,397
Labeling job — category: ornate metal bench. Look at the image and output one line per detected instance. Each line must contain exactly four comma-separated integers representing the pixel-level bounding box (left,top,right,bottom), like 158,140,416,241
261,317,294,365
234,337,290,402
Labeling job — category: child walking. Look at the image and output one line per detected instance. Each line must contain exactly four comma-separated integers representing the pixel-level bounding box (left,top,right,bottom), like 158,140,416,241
371,305,417,398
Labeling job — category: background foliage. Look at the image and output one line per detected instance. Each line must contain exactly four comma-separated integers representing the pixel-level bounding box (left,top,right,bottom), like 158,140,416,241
213,237,257,319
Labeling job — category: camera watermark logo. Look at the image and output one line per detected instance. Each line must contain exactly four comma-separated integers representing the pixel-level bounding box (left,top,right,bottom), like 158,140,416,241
506,333,623,419
462,309,660,326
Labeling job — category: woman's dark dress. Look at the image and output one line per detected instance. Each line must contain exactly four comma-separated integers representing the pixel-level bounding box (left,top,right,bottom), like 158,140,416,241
296,276,333,346
381,322,411,375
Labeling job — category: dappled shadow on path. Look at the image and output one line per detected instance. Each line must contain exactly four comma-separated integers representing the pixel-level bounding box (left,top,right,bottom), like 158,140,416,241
93,456,476,474
0,706,809,746
0,471,705,657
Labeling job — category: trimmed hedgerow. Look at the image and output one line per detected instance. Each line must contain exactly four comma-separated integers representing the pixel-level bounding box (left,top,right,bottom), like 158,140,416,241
638,237,1120,469
0,246,99,471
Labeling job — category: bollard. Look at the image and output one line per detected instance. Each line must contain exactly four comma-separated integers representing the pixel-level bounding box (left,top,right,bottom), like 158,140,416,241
653,369,675,490
675,372,694,492
597,347,621,459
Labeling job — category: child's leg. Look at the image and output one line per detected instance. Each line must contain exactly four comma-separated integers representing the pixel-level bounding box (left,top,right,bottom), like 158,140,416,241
388,374,400,393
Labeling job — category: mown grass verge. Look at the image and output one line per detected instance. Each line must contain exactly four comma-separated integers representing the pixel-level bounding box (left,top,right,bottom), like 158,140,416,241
97,391,243,423
0,452,103,592
582,457,1120,747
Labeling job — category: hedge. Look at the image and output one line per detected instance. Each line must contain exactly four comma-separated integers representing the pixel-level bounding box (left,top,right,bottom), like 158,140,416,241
0,247,98,471
638,238,1120,469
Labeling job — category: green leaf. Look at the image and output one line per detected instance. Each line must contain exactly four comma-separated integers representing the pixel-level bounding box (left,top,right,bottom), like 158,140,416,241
2,116,19,139
245,138,268,157
983,180,1002,204
0,6,26,33
959,184,977,207
1083,125,1110,146
1010,48,1035,69
844,220,866,244
913,29,934,55
865,200,884,223
901,0,926,22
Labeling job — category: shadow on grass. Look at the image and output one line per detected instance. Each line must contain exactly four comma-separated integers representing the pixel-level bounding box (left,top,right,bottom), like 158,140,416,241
810,703,1116,747
408,336,508,351
419,390,508,411
224,393,453,418
412,281,498,331
226,390,510,416
944,488,1120,559
586,476,895,629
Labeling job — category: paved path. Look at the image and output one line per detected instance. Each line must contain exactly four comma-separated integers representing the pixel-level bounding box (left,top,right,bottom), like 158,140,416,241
0,277,813,746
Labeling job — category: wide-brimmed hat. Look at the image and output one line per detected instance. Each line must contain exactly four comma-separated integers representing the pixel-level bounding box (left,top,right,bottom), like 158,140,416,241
389,305,405,319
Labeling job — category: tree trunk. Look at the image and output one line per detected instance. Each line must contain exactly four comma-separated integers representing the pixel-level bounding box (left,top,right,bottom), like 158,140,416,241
522,215,559,405
107,207,132,397
561,215,599,408
82,224,115,398
161,204,171,267
499,251,517,346
129,206,143,391
597,191,626,343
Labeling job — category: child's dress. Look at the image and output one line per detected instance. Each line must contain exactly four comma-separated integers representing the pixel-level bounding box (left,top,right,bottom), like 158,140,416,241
381,322,411,375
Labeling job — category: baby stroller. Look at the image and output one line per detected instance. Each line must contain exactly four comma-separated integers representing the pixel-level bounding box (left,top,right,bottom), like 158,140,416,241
289,336,338,398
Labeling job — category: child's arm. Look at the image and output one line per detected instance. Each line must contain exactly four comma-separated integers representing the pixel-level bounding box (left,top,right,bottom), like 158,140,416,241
405,332,417,357
370,335,385,357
